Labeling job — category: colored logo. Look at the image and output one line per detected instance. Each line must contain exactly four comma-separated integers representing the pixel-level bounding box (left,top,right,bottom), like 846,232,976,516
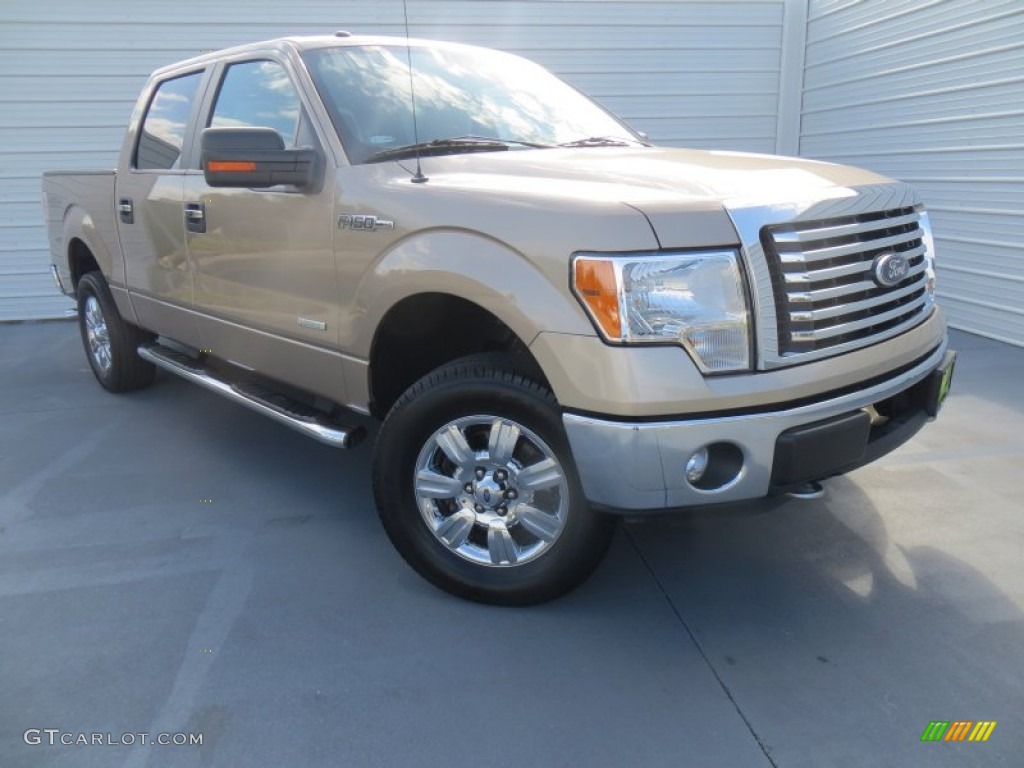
921,721,996,742
938,363,954,405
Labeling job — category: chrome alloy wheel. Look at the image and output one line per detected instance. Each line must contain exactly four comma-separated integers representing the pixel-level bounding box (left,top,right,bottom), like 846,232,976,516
413,415,570,567
83,295,112,374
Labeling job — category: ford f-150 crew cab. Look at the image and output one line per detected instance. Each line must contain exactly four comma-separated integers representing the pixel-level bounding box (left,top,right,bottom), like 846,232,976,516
43,33,956,604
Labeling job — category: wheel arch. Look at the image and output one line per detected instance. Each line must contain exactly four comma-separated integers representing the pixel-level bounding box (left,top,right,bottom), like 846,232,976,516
356,229,594,417
68,237,100,292
61,204,115,291
368,292,550,418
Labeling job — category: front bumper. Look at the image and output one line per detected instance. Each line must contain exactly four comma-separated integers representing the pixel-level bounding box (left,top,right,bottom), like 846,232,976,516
564,341,953,512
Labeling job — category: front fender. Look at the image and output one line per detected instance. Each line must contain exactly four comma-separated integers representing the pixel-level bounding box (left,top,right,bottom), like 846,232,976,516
349,228,595,357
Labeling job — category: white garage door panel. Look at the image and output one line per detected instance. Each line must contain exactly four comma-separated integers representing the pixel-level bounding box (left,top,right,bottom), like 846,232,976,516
0,253,50,273
663,138,778,152
2,103,135,129
0,36,783,78
2,1,783,26
935,240,1021,279
817,148,1023,177
6,23,778,51
801,81,1024,133
802,0,1024,346
444,28,779,50
0,296,76,322
937,253,1024,286
0,272,62,296
0,128,129,153
0,76,145,102
0,51,177,78
1,0,788,321
1,155,117,178
910,180,1024,216
0,231,52,253
808,0,932,37
804,3,1021,68
938,299,1024,349
572,71,780,95
0,205,47,229
801,112,1024,155
803,47,1024,108
605,93,778,117
533,48,781,73
639,116,780,140
930,211,1024,245
0,178,44,203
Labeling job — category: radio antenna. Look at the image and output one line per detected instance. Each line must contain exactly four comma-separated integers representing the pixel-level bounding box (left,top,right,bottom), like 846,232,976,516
403,0,428,183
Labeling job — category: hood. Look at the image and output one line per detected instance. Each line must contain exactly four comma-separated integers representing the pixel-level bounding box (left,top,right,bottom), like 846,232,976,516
411,146,897,209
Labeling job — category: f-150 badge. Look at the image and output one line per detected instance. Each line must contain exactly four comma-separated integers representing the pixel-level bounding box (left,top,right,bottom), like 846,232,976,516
338,214,395,232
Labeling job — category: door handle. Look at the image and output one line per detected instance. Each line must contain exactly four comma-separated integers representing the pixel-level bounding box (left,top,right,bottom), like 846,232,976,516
184,202,206,234
118,198,134,224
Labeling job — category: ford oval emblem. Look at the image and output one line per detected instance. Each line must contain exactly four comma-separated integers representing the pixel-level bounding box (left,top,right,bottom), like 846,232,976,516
872,252,910,288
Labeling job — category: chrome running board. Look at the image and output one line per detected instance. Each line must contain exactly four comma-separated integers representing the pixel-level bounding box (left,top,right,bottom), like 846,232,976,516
138,343,365,448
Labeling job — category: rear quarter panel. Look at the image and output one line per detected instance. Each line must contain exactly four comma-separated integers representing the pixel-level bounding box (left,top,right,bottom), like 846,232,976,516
42,171,122,291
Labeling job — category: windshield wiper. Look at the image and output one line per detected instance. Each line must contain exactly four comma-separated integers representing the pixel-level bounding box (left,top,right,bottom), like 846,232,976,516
557,136,645,148
365,136,549,164
447,134,553,149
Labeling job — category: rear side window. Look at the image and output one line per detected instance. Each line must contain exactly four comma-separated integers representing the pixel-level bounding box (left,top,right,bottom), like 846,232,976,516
209,60,302,147
136,72,203,170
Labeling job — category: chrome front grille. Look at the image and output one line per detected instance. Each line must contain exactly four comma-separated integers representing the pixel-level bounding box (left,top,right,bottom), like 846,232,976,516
761,206,931,356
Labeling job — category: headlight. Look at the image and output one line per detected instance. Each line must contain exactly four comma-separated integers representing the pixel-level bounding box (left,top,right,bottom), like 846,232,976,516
572,250,751,373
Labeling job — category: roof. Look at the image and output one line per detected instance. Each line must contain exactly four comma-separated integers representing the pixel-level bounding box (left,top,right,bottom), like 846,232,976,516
152,34,487,77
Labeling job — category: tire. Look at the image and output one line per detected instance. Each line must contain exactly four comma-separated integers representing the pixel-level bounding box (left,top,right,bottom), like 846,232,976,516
77,271,155,392
373,354,616,605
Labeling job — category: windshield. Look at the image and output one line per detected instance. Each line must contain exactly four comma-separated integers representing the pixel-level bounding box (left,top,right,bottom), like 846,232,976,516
302,43,639,164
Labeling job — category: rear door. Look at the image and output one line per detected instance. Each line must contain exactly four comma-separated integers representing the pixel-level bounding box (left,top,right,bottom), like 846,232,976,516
183,56,344,402
116,69,208,346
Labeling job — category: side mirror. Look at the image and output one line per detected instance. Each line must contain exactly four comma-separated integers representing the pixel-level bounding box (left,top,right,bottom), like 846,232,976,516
201,127,319,189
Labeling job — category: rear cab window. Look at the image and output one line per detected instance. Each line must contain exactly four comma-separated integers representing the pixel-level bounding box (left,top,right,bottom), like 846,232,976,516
135,72,204,170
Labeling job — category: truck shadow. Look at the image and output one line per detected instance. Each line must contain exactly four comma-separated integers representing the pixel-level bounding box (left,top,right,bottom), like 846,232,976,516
615,474,1024,762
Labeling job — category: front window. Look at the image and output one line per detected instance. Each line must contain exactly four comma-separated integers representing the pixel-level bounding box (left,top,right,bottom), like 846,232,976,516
302,44,639,164
209,60,302,147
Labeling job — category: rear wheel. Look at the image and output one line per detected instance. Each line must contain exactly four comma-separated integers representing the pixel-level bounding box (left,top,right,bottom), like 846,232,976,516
373,355,615,605
77,271,155,392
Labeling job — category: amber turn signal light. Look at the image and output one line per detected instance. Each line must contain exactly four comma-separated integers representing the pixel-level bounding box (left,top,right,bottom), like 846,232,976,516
207,161,257,172
573,258,621,339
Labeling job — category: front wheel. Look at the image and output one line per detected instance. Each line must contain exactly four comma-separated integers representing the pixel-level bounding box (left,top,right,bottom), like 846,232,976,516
373,355,615,605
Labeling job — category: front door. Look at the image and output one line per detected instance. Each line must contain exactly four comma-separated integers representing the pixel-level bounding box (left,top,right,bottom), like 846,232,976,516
183,57,344,402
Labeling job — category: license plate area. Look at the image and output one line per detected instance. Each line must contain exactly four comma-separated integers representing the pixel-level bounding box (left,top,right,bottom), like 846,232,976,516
924,350,956,417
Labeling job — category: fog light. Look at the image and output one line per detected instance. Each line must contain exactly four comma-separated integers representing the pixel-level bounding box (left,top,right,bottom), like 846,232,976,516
685,447,709,484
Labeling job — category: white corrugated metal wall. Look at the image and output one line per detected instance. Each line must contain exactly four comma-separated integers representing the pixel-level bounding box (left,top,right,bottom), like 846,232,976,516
800,0,1024,347
5,0,1023,343
0,0,788,321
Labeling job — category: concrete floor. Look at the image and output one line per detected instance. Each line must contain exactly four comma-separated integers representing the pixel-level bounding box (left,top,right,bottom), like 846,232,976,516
1,323,1021,767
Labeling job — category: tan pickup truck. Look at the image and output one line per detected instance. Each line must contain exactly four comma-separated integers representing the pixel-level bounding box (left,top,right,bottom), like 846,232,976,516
43,33,955,604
